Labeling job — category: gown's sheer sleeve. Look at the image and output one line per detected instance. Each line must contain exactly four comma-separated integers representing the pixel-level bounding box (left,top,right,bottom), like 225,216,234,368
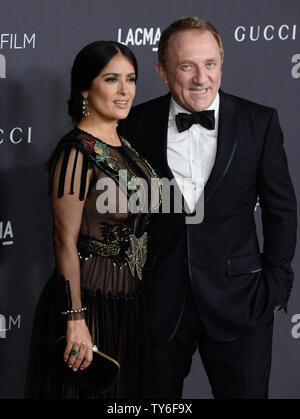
49,144,93,320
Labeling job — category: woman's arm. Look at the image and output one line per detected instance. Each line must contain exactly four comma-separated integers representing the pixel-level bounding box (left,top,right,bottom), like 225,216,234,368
50,146,93,371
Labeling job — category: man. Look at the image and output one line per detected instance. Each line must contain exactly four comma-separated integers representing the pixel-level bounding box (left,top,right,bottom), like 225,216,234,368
118,17,297,399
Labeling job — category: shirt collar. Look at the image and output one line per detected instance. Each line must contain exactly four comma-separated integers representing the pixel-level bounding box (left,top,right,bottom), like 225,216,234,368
169,91,220,121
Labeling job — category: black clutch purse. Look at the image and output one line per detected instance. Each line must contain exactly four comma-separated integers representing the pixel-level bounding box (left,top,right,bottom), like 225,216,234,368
48,336,120,395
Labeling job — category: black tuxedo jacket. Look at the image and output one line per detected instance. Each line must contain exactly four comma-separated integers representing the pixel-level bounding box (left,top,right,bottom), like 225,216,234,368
118,90,297,343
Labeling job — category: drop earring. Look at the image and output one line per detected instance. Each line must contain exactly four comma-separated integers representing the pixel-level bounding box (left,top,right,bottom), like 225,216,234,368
82,98,89,117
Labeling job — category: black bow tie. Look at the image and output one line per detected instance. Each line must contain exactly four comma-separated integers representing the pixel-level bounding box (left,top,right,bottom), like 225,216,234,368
175,110,215,133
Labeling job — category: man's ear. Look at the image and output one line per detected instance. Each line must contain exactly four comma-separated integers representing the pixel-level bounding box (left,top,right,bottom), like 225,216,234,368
156,62,168,84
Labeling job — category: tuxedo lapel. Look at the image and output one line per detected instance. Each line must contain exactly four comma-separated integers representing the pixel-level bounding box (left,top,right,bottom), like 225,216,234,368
204,90,240,204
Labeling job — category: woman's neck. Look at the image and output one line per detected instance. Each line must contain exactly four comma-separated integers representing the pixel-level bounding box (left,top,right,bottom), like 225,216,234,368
77,117,120,146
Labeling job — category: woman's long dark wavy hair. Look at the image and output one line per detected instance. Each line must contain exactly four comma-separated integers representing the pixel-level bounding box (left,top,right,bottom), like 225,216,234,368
68,40,138,124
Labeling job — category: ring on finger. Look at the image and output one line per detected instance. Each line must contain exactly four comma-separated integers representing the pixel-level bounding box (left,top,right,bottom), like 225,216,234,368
71,347,79,356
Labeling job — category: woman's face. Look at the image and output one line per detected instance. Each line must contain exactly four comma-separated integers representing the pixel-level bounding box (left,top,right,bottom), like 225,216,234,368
82,53,136,122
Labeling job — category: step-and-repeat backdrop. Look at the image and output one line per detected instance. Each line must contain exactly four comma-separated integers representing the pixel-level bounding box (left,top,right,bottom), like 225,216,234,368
0,0,299,399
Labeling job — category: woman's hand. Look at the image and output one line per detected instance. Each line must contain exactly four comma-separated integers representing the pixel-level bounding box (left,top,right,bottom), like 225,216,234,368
64,319,93,371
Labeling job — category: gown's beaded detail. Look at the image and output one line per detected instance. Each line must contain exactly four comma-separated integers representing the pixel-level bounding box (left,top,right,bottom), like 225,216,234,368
125,232,148,280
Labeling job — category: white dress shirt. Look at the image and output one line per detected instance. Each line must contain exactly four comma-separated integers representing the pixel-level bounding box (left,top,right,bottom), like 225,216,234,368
167,93,220,213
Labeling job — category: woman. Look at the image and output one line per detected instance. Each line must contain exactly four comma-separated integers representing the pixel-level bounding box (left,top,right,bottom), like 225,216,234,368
25,41,160,399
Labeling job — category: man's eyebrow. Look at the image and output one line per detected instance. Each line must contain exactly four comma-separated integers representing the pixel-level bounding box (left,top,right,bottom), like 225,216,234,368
179,57,219,63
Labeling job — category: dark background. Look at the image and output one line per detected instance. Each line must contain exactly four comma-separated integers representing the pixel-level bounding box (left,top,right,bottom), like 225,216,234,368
0,0,299,398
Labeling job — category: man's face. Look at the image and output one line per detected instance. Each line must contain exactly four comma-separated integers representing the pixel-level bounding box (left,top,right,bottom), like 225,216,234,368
157,29,222,112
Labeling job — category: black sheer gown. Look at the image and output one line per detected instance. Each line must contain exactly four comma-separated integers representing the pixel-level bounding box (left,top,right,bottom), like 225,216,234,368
25,127,160,399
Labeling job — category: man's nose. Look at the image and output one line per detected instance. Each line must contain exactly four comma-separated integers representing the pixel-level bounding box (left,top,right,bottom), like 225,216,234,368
192,68,208,85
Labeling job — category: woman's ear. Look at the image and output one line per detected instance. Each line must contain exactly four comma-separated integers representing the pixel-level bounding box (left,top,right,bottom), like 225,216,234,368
81,91,89,99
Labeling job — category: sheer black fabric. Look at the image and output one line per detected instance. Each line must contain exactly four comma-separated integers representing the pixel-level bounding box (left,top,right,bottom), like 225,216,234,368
25,128,160,399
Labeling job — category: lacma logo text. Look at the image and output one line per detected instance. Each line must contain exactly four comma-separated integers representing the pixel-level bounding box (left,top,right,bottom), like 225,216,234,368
117,27,161,51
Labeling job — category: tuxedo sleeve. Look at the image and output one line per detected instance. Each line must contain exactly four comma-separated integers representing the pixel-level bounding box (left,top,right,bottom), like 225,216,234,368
258,109,297,311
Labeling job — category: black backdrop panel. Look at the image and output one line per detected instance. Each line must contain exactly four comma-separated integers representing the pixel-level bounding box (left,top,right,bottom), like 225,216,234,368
0,0,299,398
